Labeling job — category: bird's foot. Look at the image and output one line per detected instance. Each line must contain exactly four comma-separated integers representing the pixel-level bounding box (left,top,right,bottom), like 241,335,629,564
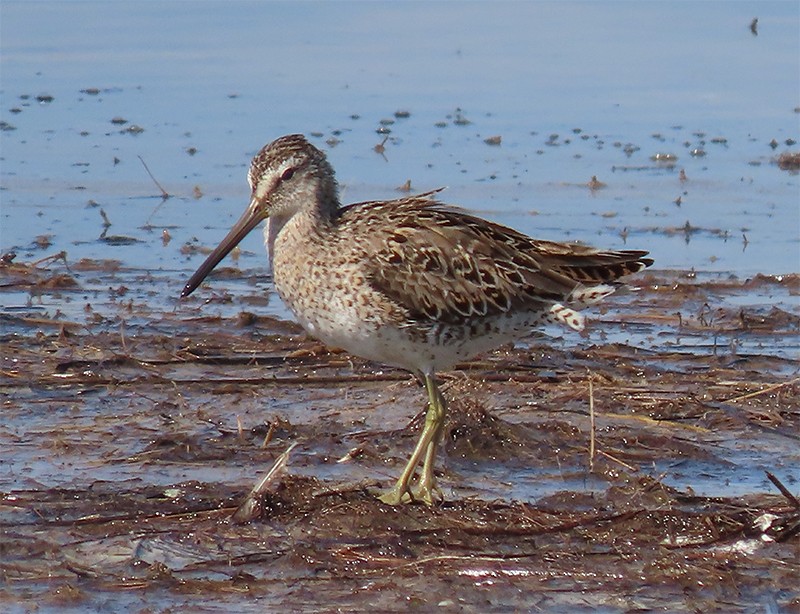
378,483,413,506
378,473,443,506
415,467,444,505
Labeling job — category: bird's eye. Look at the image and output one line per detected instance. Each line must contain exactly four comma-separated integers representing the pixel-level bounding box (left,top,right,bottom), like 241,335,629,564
281,167,295,181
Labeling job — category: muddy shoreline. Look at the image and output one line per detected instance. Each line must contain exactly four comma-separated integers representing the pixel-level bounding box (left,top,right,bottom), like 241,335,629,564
1,256,798,611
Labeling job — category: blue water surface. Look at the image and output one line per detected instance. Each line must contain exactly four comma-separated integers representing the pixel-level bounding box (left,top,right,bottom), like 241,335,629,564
2,1,797,281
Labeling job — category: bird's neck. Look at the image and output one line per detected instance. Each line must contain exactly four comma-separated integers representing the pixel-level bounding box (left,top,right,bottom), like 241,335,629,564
313,179,341,223
266,195,339,265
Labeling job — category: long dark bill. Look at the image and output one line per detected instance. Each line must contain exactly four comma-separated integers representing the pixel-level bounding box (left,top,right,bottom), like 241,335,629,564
181,199,265,298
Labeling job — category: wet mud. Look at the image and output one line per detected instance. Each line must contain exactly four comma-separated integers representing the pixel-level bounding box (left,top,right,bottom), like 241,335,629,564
1,256,798,612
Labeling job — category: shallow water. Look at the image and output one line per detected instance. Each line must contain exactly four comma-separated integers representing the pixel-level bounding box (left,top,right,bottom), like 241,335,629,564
2,2,798,288
1,2,799,613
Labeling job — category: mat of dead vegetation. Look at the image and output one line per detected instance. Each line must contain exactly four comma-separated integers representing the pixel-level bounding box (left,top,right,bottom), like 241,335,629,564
1,256,798,612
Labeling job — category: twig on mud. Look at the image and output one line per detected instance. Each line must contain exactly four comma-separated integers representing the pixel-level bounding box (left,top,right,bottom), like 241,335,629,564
138,155,171,229
589,373,596,473
138,155,170,199
766,471,800,510
262,420,278,448
602,411,711,433
395,553,537,569
725,378,799,403
119,319,128,354
597,449,638,472
231,442,298,524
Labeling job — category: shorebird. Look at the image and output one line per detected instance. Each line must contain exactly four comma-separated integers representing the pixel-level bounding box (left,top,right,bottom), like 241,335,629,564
182,134,653,505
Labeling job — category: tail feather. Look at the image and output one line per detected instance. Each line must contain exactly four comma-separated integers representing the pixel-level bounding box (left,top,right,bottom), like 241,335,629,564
545,303,586,332
554,254,653,284
568,283,617,308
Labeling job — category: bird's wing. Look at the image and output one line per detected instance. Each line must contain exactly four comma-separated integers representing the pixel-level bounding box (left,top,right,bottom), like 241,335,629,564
341,195,649,326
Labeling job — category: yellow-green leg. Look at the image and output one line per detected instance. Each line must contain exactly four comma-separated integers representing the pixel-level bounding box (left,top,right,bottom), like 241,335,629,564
379,373,447,505
417,379,446,502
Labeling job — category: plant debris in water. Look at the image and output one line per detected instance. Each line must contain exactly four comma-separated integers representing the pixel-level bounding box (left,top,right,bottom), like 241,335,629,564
1,256,798,612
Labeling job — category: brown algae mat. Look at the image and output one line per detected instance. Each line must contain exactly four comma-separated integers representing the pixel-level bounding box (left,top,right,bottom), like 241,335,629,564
1,256,798,612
